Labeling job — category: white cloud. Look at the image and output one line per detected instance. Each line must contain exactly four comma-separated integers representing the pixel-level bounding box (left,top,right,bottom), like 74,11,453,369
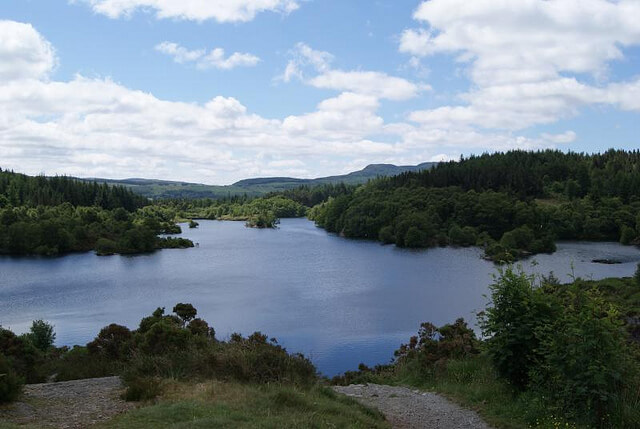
0,20,591,184
283,92,384,139
400,0,640,130
76,0,299,22
154,42,205,63
282,43,428,100
0,20,57,81
155,42,260,70
281,43,334,82
309,70,428,101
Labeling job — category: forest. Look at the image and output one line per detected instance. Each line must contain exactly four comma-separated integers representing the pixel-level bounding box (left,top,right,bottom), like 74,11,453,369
3,149,640,259
0,170,192,256
308,150,640,261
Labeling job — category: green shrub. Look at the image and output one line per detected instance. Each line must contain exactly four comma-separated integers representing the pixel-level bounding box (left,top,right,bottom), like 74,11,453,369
53,346,118,381
139,320,191,355
95,238,117,255
479,268,558,389
172,303,197,324
0,354,23,403
187,318,214,339
534,288,636,426
394,318,479,372
87,324,132,360
26,320,56,352
122,376,163,402
0,328,45,383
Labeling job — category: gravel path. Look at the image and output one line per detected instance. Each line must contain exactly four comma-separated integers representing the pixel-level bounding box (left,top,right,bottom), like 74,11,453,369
0,376,134,428
333,384,491,429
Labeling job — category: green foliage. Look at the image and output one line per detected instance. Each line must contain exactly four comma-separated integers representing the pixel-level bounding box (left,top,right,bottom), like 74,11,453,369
635,263,640,286
121,376,164,402
480,268,558,389
53,346,118,381
163,195,306,223
87,324,133,360
0,168,146,210
245,211,279,228
0,204,193,256
310,150,640,261
172,303,197,324
0,327,45,383
187,318,214,339
26,320,56,352
95,238,118,255
0,354,23,403
533,287,636,426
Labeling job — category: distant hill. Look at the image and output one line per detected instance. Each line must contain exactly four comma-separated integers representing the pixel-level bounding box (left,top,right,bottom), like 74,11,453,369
84,162,437,200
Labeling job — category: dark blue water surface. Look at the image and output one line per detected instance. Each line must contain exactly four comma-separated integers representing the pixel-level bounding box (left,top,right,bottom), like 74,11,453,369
1,219,639,376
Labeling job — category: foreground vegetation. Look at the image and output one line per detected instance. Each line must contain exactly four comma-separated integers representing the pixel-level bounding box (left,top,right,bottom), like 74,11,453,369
96,380,387,428
0,303,388,427
310,150,640,262
333,268,640,428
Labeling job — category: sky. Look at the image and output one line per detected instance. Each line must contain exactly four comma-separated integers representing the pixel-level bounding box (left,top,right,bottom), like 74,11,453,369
1,0,639,185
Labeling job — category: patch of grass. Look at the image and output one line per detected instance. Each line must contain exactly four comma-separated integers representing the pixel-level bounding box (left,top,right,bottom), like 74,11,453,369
98,380,389,428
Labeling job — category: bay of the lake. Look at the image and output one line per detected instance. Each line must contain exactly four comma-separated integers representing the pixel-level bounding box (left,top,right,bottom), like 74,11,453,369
1,218,639,376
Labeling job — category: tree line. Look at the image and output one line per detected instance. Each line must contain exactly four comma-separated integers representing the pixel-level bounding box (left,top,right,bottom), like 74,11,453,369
308,150,640,261
0,169,147,211
0,169,193,256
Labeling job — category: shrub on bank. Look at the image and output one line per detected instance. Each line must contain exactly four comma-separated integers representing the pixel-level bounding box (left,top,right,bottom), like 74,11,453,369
0,353,23,403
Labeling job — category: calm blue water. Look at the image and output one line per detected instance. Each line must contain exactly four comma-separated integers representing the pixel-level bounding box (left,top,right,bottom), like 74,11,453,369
1,219,639,376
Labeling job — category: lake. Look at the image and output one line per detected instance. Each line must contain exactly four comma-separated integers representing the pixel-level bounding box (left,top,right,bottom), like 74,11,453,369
1,218,639,376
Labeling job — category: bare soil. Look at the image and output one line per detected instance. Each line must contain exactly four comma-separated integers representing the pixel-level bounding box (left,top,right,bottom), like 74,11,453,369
0,377,134,428
333,383,491,429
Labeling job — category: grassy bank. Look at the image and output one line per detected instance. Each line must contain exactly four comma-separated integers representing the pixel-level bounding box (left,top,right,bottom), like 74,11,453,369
98,380,388,428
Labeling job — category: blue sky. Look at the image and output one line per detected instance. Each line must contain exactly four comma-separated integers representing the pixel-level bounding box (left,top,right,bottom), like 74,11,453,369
1,0,639,184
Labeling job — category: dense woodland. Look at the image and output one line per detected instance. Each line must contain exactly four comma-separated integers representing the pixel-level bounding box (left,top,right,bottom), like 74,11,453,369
0,169,147,210
3,150,640,259
309,150,640,261
0,170,191,256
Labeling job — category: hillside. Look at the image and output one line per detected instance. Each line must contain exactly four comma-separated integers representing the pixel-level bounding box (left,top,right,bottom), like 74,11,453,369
85,162,437,200
309,149,640,261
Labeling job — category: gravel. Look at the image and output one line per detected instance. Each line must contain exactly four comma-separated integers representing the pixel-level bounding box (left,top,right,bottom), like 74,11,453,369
0,376,134,428
333,383,492,429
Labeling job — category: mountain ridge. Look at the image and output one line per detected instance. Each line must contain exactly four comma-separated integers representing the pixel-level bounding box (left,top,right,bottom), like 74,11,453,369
81,162,437,199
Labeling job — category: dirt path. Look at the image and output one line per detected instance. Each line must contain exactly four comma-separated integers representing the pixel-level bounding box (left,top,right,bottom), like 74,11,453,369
333,384,491,429
0,377,134,428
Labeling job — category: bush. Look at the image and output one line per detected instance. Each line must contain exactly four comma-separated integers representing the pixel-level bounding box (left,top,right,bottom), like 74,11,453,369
0,354,23,403
404,226,428,248
534,288,637,426
122,376,163,402
394,318,479,372
27,320,56,352
187,318,214,339
479,268,558,389
95,238,117,255
87,324,132,360
53,346,117,381
172,303,197,324
0,328,45,383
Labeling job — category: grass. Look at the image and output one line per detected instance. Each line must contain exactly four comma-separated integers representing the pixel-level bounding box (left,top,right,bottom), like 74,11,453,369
98,380,389,428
